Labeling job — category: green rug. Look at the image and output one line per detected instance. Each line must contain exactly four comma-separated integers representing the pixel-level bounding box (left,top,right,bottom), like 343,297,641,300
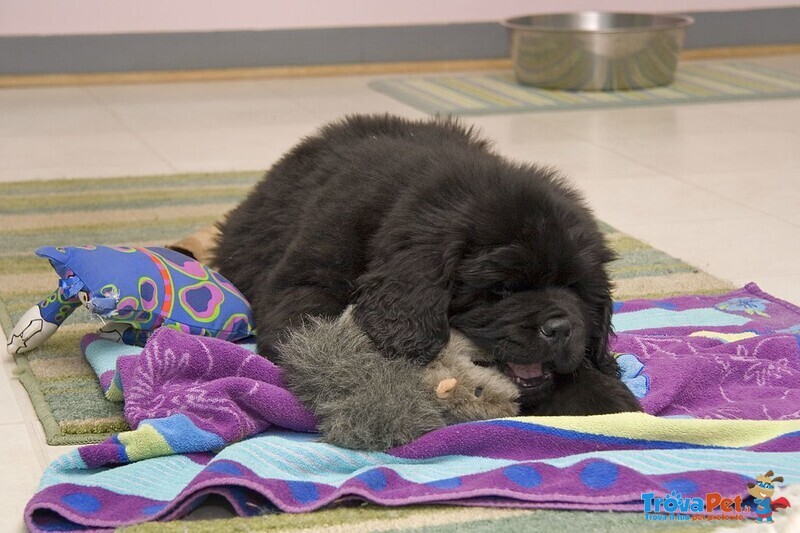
121,501,733,532
0,171,732,445
369,61,800,115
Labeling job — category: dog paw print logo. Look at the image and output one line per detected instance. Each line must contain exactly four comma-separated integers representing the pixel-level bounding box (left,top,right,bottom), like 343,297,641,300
746,470,791,523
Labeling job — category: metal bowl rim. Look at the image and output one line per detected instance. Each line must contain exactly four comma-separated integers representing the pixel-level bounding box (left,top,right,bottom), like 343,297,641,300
502,11,695,33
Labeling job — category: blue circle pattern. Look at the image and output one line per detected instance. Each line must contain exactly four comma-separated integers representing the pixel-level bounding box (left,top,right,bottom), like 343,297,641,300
287,481,319,504
61,492,101,513
580,461,619,489
356,469,388,491
663,478,698,496
426,477,463,489
141,503,167,516
207,461,244,477
503,465,542,488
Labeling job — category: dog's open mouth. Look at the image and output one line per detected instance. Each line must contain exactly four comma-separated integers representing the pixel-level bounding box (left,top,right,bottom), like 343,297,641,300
502,362,553,389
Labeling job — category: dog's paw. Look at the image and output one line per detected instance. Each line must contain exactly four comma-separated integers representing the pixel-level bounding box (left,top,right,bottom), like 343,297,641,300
527,363,643,416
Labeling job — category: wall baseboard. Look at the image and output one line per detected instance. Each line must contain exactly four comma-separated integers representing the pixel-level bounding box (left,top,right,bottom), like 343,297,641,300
3,44,800,88
1,7,798,86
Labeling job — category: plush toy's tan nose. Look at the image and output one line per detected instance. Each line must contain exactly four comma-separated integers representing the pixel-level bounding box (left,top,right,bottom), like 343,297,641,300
436,378,458,398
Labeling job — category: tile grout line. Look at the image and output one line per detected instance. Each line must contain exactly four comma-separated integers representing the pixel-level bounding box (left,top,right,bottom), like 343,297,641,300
81,85,181,173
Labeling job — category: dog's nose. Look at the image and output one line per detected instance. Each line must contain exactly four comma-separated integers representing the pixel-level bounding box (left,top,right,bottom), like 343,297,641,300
540,318,571,343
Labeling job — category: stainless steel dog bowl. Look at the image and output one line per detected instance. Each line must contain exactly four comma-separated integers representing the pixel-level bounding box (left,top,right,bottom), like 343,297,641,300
502,12,694,91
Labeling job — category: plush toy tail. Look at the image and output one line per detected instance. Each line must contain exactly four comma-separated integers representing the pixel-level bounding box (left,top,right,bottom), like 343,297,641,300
6,286,81,355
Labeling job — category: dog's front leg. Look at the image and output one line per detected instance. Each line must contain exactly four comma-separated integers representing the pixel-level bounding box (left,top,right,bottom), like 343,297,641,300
528,362,642,416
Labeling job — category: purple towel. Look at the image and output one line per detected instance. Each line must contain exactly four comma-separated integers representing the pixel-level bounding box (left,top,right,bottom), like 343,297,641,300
24,283,800,531
612,283,800,420
79,329,317,468
118,329,316,436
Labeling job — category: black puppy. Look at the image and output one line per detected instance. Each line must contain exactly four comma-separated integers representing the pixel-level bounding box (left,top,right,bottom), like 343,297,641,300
214,114,640,416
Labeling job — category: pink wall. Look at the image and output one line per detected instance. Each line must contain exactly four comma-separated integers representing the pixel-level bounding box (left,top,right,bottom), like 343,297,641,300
1,0,796,36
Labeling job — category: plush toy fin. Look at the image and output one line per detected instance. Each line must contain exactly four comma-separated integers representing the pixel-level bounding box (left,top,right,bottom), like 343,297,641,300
7,287,81,355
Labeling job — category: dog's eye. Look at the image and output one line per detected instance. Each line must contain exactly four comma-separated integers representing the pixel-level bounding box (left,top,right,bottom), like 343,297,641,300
488,282,510,297
488,281,534,297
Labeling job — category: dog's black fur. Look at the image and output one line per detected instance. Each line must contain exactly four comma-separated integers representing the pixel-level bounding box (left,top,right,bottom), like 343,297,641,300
214,114,641,416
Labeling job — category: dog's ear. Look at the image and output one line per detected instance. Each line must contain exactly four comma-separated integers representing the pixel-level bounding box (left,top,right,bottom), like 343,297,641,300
585,287,619,377
354,240,461,366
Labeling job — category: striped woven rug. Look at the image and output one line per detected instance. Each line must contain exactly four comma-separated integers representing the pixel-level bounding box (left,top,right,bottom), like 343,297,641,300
1,171,735,532
369,61,800,115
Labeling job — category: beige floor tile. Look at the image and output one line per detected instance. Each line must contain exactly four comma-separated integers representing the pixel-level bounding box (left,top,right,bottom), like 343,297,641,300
0,86,95,108
677,166,800,221
99,95,312,132
0,372,24,427
537,104,768,143
1,325,25,426
0,100,126,138
142,122,321,172
718,99,800,134
0,422,45,531
86,79,291,105
498,139,665,182
597,130,800,176
469,113,585,146
577,174,764,227
264,75,429,120
1,328,50,467
0,163,179,183
0,131,175,181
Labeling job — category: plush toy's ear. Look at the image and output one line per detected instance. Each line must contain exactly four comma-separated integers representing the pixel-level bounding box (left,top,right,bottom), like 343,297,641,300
354,240,462,365
435,378,458,399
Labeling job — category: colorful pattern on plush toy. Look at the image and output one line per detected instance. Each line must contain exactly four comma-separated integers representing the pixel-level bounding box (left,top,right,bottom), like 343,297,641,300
39,286,82,325
35,245,255,344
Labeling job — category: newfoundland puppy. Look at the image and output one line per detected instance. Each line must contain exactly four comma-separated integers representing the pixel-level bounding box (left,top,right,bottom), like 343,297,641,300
214,114,640,417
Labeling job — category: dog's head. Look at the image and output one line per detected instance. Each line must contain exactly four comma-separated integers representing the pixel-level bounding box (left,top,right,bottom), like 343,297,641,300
447,235,615,409
353,162,617,410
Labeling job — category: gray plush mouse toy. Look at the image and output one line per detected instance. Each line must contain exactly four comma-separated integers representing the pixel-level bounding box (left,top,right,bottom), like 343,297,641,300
277,306,519,451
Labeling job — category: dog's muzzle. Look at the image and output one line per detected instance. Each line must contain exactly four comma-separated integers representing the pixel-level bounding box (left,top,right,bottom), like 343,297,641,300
540,317,571,344
502,361,556,407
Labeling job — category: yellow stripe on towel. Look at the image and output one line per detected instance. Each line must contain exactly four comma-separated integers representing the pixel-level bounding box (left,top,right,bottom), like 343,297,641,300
509,412,800,448
117,423,174,461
